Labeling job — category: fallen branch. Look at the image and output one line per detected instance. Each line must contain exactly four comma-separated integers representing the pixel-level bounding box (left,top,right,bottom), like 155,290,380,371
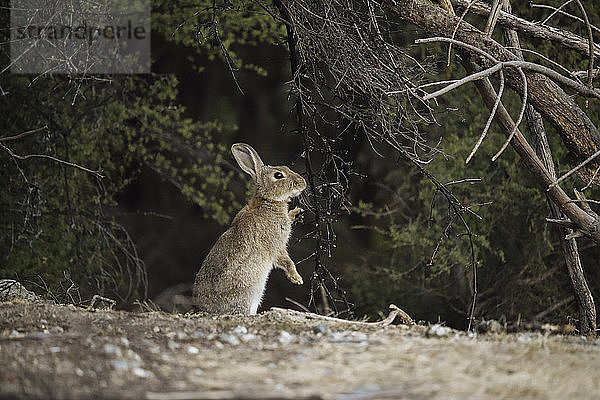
270,304,414,326
87,295,116,310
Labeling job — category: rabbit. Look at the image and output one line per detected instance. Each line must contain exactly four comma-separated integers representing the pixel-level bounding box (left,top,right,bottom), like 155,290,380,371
193,143,307,315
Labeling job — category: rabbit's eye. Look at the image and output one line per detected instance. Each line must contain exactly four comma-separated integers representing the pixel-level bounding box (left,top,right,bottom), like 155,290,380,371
274,172,284,179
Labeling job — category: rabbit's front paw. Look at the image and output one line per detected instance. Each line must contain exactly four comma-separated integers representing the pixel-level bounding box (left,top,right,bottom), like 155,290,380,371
286,271,304,285
288,207,303,222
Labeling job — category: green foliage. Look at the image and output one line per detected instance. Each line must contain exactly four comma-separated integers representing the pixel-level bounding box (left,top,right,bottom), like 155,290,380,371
0,73,237,301
152,0,284,74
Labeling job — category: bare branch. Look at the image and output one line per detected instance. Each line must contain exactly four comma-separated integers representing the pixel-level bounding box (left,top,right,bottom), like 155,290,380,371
466,70,505,164
491,66,527,161
484,0,502,35
530,2,600,34
573,0,595,89
417,38,600,99
549,149,600,189
0,143,104,178
451,0,600,58
540,0,575,25
0,126,48,142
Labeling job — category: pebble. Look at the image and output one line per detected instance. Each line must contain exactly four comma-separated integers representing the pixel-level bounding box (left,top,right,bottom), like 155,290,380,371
177,331,188,340
132,367,153,378
103,344,122,356
49,346,61,353
312,324,329,335
240,333,257,343
50,326,64,334
517,334,532,343
186,345,200,354
166,331,187,340
232,326,247,335
278,330,296,345
427,324,452,337
111,360,133,370
219,333,240,346
126,350,141,362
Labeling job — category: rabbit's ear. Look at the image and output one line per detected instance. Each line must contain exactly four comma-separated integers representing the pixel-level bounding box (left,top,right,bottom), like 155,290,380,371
231,143,264,180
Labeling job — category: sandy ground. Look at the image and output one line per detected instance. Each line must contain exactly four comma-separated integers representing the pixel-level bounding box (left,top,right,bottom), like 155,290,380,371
1,300,600,400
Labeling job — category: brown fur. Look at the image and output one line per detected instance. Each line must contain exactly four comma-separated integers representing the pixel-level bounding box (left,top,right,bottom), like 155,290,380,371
193,143,306,314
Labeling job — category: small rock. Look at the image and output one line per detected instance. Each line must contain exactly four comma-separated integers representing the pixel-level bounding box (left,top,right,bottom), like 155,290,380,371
120,337,130,347
111,360,132,370
278,330,296,345
147,344,161,354
50,326,64,334
312,324,329,335
186,345,200,354
153,326,160,333
103,344,122,356
176,331,188,340
517,333,532,343
132,367,153,378
291,354,307,362
126,350,141,362
49,346,61,353
232,326,247,335
167,340,180,351
0,279,38,302
75,368,84,377
240,333,257,343
166,331,177,339
427,324,452,337
219,333,240,346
